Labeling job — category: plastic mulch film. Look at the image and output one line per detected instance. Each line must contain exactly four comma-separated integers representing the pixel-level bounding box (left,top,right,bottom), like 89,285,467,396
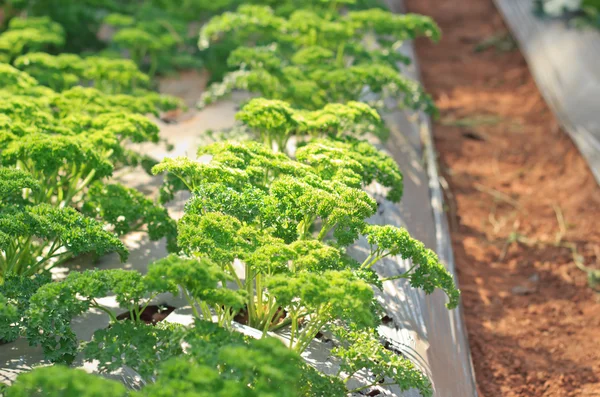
354,1,479,396
493,0,600,185
0,3,479,397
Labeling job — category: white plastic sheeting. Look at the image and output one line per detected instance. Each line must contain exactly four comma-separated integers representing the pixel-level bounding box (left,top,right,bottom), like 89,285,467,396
494,0,600,185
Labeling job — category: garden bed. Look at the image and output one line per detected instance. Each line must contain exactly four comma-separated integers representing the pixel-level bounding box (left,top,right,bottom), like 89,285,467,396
0,1,476,396
0,56,474,397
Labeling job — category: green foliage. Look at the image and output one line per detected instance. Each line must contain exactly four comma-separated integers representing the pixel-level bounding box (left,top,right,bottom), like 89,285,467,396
0,292,19,342
82,183,178,252
104,13,136,27
146,254,247,325
584,0,600,9
331,326,433,396
0,167,39,201
2,0,237,72
0,62,179,117
13,53,83,91
99,4,210,76
0,203,127,279
198,5,439,113
267,270,376,352
1,132,114,194
579,0,600,26
0,63,180,279
0,62,40,89
235,98,299,150
155,140,380,245
0,274,50,342
346,9,441,42
92,112,160,144
12,51,180,96
248,239,346,274
137,357,253,397
201,4,432,54
8,320,310,397
83,321,183,380
4,366,129,397
296,138,403,202
156,150,381,341
152,156,251,194
2,321,343,397
0,17,65,62
199,46,435,114
195,140,311,184
26,269,166,364
261,0,385,15
362,224,460,309
49,85,182,116
235,98,386,150
0,3,456,397
269,174,378,245
298,364,346,397
161,320,307,397
111,28,172,76
154,139,457,363
2,0,110,52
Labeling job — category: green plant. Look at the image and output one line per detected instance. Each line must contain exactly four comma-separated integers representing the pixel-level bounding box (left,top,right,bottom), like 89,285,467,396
198,5,439,113
0,273,50,342
199,46,436,114
0,65,181,283
266,269,376,352
3,366,129,397
141,320,309,397
0,3,458,396
362,224,460,308
152,140,459,354
145,254,247,327
583,0,600,9
234,97,386,150
84,321,183,380
82,183,177,252
0,168,128,280
102,14,201,77
331,326,433,395
13,53,152,93
535,0,600,28
25,269,179,367
4,319,328,397
296,138,404,202
0,17,65,63
0,59,182,338
1,0,237,59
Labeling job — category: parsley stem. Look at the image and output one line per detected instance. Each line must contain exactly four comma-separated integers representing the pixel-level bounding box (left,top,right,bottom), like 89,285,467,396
91,301,118,323
381,263,418,282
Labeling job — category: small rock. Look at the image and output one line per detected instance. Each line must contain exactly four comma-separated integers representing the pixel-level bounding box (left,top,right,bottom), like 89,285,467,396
528,273,540,283
462,131,486,141
512,285,536,295
512,273,539,295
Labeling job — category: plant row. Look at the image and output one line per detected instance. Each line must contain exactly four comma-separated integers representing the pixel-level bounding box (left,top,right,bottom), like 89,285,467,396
536,0,600,27
0,1,459,396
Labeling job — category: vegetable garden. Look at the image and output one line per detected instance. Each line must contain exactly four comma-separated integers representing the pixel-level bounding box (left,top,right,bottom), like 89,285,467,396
0,1,467,396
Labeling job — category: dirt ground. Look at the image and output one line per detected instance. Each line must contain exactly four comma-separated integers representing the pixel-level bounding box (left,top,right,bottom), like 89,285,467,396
403,0,600,396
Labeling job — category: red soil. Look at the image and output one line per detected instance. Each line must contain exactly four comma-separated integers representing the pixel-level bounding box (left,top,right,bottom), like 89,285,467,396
403,0,600,396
